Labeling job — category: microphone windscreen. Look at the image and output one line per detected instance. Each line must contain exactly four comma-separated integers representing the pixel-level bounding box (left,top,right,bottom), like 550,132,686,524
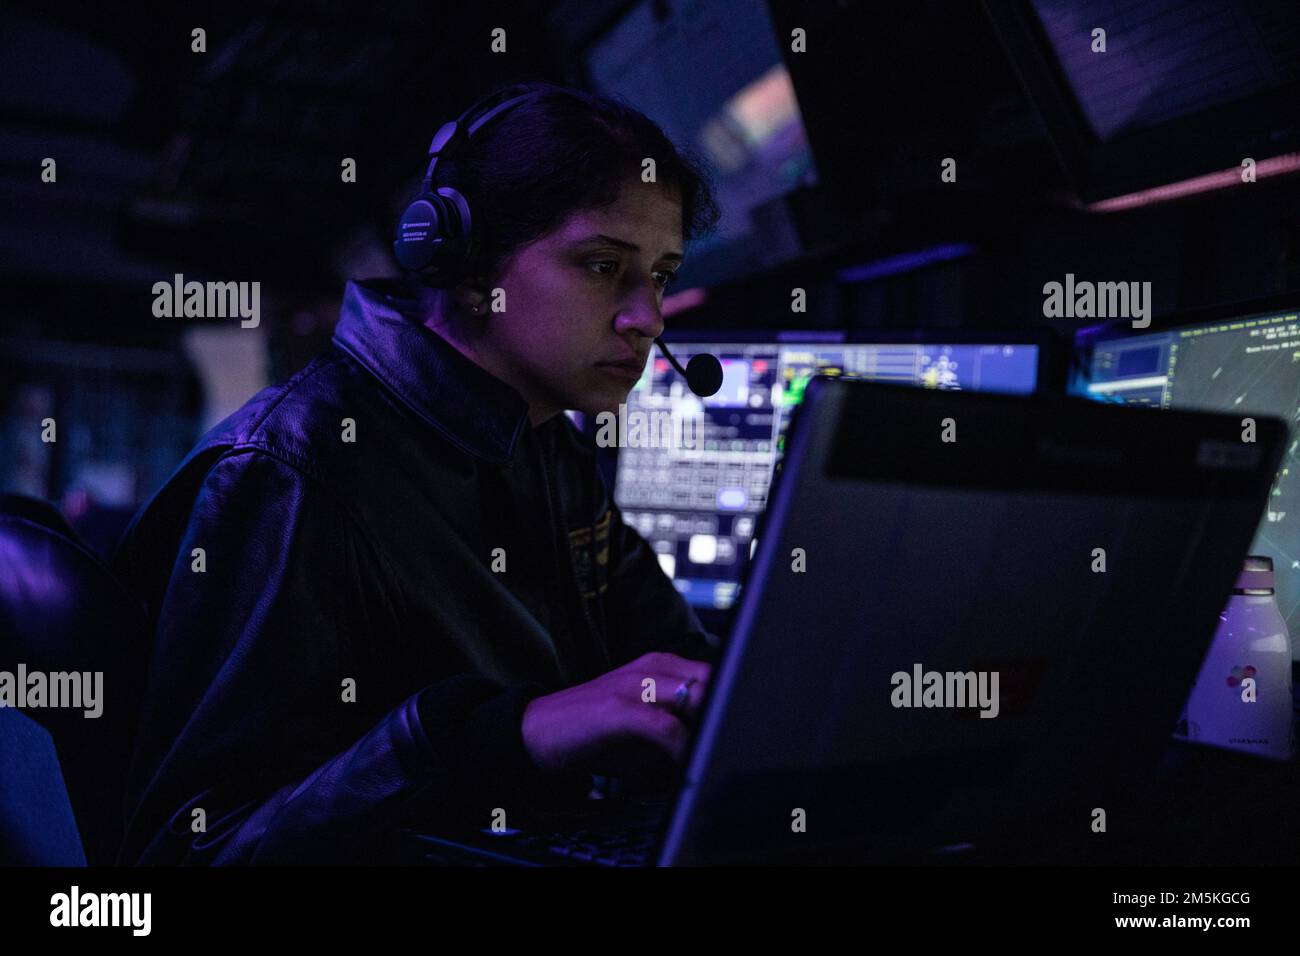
685,353,724,397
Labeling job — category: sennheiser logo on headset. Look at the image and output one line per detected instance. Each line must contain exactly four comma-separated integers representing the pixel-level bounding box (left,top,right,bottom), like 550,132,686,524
397,217,431,244
392,86,725,399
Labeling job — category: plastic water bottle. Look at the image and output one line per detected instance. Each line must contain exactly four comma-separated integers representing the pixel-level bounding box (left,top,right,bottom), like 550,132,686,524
1175,556,1295,761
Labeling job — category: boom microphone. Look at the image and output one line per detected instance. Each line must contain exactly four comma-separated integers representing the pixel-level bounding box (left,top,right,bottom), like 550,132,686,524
653,337,723,398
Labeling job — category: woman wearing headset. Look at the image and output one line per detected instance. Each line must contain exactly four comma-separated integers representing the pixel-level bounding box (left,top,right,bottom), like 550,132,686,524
113,80,723,864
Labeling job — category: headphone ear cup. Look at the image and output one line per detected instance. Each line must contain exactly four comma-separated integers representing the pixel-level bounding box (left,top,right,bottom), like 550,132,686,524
392,187,475,288
433,186,476,281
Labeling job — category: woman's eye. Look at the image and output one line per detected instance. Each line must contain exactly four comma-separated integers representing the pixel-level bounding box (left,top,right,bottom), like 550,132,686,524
587,260,677,287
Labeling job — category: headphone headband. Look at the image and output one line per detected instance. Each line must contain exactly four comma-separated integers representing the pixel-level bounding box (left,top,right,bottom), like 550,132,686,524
421,89,544,189
394,87,549,286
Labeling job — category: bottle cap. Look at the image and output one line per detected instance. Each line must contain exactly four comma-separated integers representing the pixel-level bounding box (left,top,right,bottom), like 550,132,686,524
1235,555,1274,593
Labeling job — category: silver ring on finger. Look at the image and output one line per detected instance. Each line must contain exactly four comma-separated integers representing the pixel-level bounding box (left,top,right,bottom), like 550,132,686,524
673,676,698,713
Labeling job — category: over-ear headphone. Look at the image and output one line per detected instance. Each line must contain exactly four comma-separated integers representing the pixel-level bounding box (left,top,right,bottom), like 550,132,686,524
393,88,545,289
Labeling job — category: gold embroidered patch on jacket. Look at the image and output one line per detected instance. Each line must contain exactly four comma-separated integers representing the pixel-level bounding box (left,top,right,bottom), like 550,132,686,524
568,510,611,598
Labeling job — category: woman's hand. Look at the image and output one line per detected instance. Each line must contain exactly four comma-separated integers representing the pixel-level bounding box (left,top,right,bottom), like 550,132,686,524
521,652,712,781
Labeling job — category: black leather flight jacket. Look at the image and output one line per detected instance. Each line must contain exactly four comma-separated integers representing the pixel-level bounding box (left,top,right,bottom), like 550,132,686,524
111,277,718,864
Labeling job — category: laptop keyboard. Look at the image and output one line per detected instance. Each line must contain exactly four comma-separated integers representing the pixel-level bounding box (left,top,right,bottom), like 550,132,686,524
405,798,669,866
512,814,661,866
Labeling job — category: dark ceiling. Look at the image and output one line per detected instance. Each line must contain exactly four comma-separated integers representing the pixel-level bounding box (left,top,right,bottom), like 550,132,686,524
1,0,640,296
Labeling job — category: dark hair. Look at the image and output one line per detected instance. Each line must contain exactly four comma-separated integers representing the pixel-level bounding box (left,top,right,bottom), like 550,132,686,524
432,80,721,282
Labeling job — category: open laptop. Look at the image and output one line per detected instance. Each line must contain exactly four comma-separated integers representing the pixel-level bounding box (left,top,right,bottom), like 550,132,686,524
404,376,1285,865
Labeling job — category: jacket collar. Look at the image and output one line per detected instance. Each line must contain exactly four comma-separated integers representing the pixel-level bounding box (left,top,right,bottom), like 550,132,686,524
331,277,532,465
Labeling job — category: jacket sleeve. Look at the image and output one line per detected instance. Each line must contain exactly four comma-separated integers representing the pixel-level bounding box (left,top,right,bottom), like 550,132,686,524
598,496,721,668
118,450,588,865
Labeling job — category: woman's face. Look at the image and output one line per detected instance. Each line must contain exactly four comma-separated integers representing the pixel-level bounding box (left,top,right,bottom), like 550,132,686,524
457,178,685,422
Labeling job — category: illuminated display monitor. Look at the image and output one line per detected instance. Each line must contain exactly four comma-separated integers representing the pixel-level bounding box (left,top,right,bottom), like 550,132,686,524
1073,299,1300,658
985,1,1300,205
614,334,1043,609
581,0,819,288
